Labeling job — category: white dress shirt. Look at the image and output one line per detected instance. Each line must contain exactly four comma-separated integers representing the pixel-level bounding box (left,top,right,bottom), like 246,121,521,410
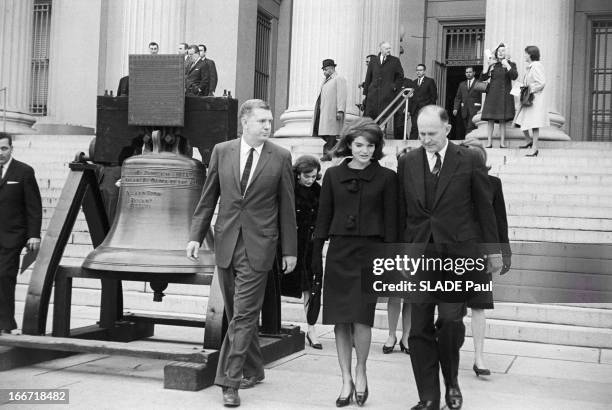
240,138,263,192
426,139,449,173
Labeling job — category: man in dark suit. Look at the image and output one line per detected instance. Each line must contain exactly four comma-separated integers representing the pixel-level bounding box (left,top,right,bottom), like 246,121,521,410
397,106,502,410
186,99,297,407
453,66,482,137
0,132,42,334
408,64,438,139
363,41,404,120
198,44,218,96
185,45,206,96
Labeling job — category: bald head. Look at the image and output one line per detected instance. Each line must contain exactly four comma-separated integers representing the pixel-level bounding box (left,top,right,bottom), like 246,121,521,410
379,42,392,57
417,105,451,153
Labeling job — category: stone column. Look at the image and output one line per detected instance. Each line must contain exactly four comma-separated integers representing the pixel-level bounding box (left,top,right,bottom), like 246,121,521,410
0,0,36,133
275,0,400,137
120,0,187,73
471,0,571,140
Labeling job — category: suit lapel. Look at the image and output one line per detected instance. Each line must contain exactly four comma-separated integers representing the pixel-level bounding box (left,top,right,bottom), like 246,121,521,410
433,142,459,208
0,159,15,190
408,147,426,207
230,139,241,194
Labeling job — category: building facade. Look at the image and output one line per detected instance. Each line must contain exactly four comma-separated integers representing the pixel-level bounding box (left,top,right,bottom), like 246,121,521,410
0,0,610,141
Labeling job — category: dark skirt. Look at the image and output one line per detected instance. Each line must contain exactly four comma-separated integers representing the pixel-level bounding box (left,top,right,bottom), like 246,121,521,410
466,272,494,309
322,236,379,326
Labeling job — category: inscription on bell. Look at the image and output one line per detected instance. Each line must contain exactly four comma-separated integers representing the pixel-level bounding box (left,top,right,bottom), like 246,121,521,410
122,167,204,187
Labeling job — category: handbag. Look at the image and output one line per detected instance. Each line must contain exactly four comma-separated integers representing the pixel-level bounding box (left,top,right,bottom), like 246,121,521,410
472,80,489,94
520,86,534,107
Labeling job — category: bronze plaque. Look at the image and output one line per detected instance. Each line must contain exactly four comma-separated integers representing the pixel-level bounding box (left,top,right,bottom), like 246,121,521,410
128,54,185,126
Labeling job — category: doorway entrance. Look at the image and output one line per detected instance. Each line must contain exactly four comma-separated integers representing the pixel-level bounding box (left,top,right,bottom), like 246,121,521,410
441,25,485,139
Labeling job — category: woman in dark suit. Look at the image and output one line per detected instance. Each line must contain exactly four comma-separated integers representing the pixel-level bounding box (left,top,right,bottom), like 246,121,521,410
313,117,397,407
481,43,518,148
461,138,512,376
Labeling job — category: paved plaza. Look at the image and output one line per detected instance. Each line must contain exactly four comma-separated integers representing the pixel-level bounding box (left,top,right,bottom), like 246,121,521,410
1,304,611,409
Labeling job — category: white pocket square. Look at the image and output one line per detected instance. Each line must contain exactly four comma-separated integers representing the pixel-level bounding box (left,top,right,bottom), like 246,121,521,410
7,181,19,184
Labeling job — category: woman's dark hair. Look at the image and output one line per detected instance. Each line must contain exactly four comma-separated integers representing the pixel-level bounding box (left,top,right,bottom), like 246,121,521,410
524,45,540,61
493,42,506,60
293,155,321,180
331,117,384,160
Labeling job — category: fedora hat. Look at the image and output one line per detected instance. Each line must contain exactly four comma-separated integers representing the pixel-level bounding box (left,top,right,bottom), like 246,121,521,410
321,59,337,69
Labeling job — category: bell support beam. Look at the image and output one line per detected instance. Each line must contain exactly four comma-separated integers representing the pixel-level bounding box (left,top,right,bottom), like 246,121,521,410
22,159,100,335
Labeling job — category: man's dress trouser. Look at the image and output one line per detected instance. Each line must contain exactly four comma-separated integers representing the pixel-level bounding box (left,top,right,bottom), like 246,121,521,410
214,232,269,388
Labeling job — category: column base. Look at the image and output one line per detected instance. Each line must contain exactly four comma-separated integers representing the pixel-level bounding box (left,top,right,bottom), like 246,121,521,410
274,108,359,138
0,110,36,134
467,111,571,141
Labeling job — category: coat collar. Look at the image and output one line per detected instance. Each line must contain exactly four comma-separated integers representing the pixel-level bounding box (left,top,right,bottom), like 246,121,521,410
230,138,274,198
336,158,381,182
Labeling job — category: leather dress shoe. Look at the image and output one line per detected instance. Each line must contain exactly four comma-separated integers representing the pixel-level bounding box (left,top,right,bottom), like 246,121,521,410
445,385,463,409
410,400,440,410
0,329,11,335
222,387,240,407
239,375,264,389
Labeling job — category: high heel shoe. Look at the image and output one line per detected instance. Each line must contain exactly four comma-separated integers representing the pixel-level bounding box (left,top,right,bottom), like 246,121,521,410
355,384,369,406
499,144,507,149
485,143,493,149
382,336,396,354
519,141,533,149
399,340,410,355
336,381,354,407
306,333,323,350
526,149,539,157
473,364,491,376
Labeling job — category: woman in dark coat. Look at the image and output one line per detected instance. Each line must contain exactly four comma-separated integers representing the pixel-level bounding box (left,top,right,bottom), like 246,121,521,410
461,138,512,377
481,43,518,148
313,117,397,406
281,155,323,349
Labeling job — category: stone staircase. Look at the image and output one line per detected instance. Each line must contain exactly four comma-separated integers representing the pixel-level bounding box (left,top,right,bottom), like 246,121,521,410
11,135,612,348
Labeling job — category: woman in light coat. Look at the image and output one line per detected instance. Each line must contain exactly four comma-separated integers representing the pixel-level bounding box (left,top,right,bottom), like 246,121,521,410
514,45,550,157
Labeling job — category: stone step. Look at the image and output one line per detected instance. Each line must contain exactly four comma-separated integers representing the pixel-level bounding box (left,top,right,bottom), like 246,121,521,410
496,173,612,186
508,215,612,232
502,183,609,196
13,284,612,348
508,228,611,243
505,202,612,218
504,192,612,207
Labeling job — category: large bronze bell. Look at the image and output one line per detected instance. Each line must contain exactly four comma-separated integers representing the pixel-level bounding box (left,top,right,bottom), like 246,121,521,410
82,130,214,274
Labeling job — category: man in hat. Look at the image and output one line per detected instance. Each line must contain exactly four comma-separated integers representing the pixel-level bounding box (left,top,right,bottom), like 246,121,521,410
312,58,347,161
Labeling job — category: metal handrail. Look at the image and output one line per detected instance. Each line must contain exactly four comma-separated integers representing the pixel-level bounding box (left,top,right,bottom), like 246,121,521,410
374,87,412,140
0,87,6,133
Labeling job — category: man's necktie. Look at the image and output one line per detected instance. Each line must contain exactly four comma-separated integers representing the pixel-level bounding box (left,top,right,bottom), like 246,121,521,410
432,152,442,177
240,148,254,195
468,79,472,89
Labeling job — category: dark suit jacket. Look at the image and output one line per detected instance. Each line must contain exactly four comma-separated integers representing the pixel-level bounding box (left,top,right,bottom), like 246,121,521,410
409,76,437,115
363,54,404,118
0,159,42,249
489,175,511,257
185,58,206,95
397,143,498,251
117,76,129,97
314,159,397,242
200,58,218,96
189,139,297,272
453,79,481,120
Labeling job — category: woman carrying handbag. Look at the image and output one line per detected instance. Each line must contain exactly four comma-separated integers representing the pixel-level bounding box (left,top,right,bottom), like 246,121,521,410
514,45,550,157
